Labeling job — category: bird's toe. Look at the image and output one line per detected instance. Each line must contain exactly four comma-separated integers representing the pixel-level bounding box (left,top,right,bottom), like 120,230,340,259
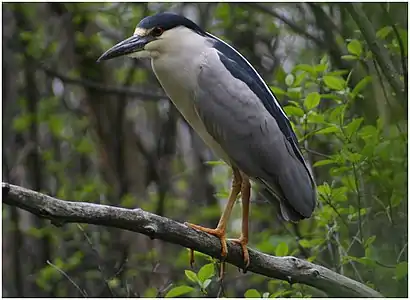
228,237,250,271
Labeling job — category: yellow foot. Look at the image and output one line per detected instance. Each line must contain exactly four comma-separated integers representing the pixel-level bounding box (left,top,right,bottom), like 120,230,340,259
185,223,228,259
228,237,250,271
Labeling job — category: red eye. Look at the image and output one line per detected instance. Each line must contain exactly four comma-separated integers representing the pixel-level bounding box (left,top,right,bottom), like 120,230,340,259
152,27,164,37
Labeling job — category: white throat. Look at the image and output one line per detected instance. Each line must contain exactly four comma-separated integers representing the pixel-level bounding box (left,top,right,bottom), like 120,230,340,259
129,26,209,59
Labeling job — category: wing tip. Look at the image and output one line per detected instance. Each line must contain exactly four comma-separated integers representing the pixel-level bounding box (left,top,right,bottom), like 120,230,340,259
279,200,316,222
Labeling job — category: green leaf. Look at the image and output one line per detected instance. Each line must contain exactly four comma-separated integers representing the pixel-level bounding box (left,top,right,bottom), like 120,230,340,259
244,289,262,298
27,227,46,238
185,270,199,283
287,87,302,99
198,263,214,283
144,287,157,297
288,100,301,107
285,74,294,86
307,112,325,124
314,63,328,73
202,279,211,290
294,64,315,74
165,286,195,298
364,236,377,249
346,152,362,163
352,76,372,97
323,75,346,90
49,116,64,136
329,105,347,123
284,106,304,118
317,182,332,197
320,54,329,66
294,72,307,86
344,118,364,138
13,114,32,132
376,26,393,39
313,159,335,167
270,86,286,96
77,138,94,154
275,242,288,256
341,55,358,61
316,126,340,135
327,70,349,77
299,239,311,248
205,160,225,166
270,290,293,298
331,186,348,202
19,31,32,42
398,28,407,56
395,262,408,280
304,92,321,110
357,257,377,267
108,278,120,288
347,39,363,56
391,194,403,208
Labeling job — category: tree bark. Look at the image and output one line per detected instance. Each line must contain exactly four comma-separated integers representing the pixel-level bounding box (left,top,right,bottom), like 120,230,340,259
2,182,383,298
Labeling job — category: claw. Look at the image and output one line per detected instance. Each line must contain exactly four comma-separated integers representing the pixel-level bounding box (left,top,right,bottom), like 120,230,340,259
185,222,228,259
228,237,249,271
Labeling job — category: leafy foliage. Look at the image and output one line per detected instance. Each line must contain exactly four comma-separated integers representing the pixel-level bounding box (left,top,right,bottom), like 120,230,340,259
2,2,407,298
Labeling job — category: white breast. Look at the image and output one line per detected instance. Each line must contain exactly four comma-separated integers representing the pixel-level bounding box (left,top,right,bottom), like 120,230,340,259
150,36,231,163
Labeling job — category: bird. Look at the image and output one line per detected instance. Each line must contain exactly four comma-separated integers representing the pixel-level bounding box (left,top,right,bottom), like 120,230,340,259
98,12,317,269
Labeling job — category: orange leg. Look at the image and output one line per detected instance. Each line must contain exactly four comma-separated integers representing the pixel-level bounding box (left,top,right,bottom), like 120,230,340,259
229,173,251,270
186,168,242,260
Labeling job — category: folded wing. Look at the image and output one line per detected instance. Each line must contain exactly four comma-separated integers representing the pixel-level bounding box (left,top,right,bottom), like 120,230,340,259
193,44,316,221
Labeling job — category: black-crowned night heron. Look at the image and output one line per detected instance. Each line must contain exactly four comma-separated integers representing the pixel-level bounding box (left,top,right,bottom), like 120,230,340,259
98,12,317,268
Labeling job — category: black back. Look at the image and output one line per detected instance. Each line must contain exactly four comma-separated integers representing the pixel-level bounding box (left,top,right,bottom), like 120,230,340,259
208,37,303,163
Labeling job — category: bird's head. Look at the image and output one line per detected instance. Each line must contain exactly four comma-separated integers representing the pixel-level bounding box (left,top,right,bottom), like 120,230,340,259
97,12,205,62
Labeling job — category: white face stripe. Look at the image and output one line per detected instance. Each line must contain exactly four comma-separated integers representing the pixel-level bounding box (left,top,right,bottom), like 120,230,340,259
134,27,149,36
205,32,289,121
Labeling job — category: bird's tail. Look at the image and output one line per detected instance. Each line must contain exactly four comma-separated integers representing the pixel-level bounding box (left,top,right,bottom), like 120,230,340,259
257,159,317,223
258,180,309,222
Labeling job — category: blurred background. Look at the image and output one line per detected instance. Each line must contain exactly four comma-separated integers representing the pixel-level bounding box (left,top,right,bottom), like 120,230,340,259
2,2,408,298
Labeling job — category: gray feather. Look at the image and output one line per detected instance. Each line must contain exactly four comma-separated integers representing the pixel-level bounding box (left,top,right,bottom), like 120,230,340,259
194,50,316,220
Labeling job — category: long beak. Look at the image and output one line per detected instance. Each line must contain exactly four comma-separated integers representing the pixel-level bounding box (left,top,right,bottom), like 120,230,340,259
97,35,154,62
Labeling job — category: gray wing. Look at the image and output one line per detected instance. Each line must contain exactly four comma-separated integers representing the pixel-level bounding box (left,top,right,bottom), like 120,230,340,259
193,50,316,221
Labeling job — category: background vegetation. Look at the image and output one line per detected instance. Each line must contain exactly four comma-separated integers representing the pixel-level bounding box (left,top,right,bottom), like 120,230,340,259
2,2,407,297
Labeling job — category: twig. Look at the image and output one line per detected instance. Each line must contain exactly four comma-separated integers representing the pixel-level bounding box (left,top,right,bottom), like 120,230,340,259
371,49,406,144
243,3,325,47
379,4,408,96
39,65,167,101
76,225,115,297
344,3,405,100
302,147,332,159
46,260,88,297
307,3,342,36
2,182,383,298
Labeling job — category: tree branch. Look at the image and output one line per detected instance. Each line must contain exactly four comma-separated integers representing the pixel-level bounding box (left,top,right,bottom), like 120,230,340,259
379,3,408,97
2,183,383,298
344,3,405,101
40,66,167,101
243,3,325,48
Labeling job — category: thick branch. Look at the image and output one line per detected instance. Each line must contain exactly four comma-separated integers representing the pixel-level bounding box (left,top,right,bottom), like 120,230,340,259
345,3,405,101
2,183,382,298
